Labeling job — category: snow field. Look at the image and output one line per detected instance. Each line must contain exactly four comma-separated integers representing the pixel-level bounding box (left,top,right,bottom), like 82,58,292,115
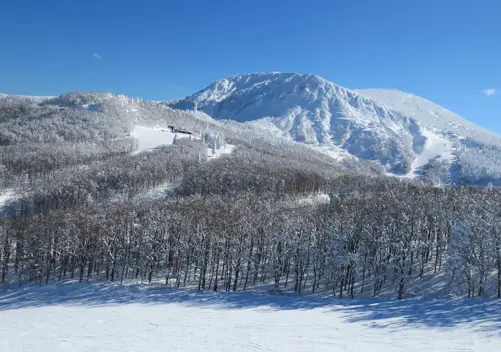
207,143,235,159
0,189,15,213
0,283,500,352
407,128,454,178
131,126,188,153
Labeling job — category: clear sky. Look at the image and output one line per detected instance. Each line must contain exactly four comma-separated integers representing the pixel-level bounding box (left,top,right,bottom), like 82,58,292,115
1,0,500,133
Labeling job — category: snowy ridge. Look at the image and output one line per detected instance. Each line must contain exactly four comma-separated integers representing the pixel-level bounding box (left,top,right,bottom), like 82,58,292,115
4,79,501,184
356,88,499,143
172,72,501,185
0,93,55,103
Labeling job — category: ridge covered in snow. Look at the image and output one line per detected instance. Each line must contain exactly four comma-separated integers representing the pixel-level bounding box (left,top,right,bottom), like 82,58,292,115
0,93,55,103
171,72,501,185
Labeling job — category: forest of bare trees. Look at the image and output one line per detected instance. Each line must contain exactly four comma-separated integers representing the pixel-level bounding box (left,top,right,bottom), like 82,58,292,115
2,150,501,298
1,93,501,300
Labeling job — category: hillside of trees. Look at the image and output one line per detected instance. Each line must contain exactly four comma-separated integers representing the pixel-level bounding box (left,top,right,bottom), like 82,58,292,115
1,93,500,299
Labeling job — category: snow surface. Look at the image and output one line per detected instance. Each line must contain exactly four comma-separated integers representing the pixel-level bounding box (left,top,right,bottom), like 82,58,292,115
207,143,235,159
131,126,183,153
0,190,14,214
313,144,352,161
134,183,177,200
132,125,235,159
0,283,500,351
0,190,13,206
79,104,100,112
297,193,331,206
406,128,455,178
355,88,499,143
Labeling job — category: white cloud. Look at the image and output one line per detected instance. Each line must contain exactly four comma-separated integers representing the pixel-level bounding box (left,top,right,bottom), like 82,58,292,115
482,88,496,97
92,53,102,60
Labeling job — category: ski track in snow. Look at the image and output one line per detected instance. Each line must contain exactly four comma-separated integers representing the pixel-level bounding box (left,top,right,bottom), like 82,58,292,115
0,283,500,352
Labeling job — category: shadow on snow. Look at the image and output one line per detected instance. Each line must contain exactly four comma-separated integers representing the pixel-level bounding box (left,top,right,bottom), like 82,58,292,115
1,282,501,331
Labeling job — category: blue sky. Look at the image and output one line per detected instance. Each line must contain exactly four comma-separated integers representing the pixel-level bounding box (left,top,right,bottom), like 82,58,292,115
1,0,500,133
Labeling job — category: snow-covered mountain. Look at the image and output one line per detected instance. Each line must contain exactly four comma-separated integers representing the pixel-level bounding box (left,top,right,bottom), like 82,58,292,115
171,72,501,185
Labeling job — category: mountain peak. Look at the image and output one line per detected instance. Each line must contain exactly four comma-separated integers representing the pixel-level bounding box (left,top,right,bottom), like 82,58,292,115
171,72,501,184
202,72,339,99
175,72,345,118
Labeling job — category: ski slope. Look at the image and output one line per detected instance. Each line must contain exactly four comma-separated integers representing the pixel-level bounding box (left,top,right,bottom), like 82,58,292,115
131,125,235,158
131,126,187,153
407,128,455,178
0,283,500,352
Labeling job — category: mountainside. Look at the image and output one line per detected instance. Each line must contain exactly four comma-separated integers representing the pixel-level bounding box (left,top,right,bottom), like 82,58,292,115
1,90,379,216
171,72,501,185
3,90,501,302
